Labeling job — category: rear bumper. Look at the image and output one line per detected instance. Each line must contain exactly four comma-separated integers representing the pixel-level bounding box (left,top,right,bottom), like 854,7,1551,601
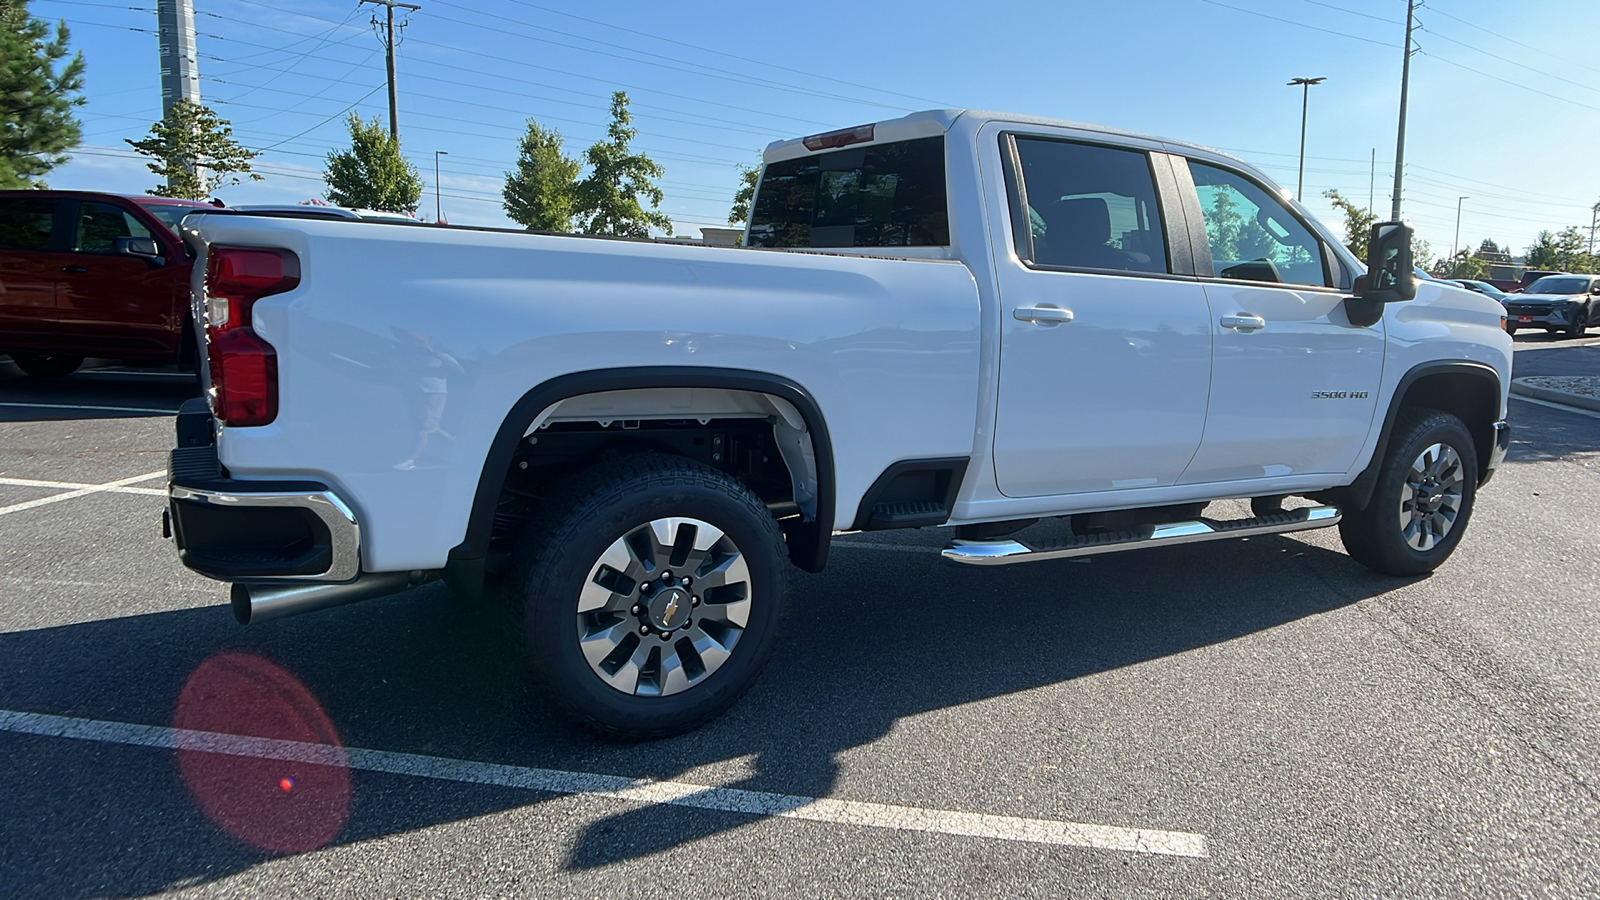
166,399,361,583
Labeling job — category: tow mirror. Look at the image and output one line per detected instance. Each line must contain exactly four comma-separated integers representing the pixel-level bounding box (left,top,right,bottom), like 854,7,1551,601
1354,221,1416,303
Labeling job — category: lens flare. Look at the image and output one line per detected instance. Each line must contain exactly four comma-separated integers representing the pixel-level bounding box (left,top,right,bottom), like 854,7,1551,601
174,653,350,853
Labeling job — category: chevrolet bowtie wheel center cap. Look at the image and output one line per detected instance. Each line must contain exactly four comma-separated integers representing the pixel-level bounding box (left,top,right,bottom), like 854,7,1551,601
649,587,692,632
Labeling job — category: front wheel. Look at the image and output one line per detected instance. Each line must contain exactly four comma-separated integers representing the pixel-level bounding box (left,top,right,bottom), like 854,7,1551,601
510,453,788,739
1339,408,1478,576
1567,306,1590,338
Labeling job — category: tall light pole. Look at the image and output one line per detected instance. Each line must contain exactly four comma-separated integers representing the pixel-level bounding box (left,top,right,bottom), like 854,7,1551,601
1288,77,1326,202
1452,196,1469,259
1392,0,1417,221
434,150,447,223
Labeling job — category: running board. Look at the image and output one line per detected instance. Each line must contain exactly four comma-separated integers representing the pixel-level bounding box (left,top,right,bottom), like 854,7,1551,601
941,505,1342,567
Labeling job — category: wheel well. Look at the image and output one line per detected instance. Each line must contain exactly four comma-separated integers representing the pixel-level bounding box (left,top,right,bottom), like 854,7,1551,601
448,377,833,597
1396,371,1499,471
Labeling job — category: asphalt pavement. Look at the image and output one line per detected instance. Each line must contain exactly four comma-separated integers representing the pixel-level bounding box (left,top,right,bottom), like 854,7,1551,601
0,348,1597,898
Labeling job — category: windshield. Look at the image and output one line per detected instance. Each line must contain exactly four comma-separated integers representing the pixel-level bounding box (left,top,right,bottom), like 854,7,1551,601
1526,276,1589,295
136,203,200,235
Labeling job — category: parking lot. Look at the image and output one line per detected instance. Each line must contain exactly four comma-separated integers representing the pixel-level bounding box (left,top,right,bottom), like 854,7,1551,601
2,340,1598,898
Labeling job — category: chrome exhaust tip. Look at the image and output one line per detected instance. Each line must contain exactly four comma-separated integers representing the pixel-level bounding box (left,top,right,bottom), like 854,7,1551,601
231,572,417,625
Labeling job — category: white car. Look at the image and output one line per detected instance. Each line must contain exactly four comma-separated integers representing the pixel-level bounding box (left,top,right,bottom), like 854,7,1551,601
167,109,1512,737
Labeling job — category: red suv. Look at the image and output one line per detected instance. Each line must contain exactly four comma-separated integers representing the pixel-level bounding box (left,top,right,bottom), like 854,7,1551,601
0,191,212,377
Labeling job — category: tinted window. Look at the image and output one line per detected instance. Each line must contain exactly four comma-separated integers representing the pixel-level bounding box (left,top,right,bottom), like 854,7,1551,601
1526,275,1590,294
0,198,59,251
73,201,151,254
748,136,948,248
1189,161,1328,287
1011,138,1168,274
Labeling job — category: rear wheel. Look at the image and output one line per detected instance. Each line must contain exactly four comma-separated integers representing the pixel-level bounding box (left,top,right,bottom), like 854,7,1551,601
510,453,788,739
10,353,83,378
1339,408,1478,576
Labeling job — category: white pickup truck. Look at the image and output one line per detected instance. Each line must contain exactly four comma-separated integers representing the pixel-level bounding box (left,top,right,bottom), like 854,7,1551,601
167,109,1512,737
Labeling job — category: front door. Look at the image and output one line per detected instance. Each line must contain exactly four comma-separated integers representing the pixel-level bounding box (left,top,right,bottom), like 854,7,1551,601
1177,159,1384,485
992,133,1214,498
55,199,184,357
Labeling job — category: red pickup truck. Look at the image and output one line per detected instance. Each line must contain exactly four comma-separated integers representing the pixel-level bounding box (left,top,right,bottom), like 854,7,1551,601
0,191,212,377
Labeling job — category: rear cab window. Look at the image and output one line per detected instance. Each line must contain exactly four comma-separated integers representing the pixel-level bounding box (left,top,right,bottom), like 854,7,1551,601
747,136,949,248
0,198,60,251
1007,137,1170,274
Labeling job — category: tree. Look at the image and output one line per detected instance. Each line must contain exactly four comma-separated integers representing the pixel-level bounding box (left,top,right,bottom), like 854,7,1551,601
1430,250,1487,280
1477,238,1500,256
728,159,759,224
1526,227,1594,273
324,114,421,212
573,92,671,237
1323,189,1377,261
0,1,85,188
126,99,260,199
503,119,581,231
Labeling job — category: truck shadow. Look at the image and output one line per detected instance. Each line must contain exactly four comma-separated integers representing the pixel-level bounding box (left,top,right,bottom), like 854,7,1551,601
0,531,1412,896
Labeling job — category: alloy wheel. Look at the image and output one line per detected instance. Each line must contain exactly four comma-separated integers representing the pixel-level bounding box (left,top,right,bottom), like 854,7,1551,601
1398,442,1465,552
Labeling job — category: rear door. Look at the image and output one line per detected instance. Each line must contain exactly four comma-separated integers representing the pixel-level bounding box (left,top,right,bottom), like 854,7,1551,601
989,129,1214,497
1175,157,1383,484
0,196,67,340
55,199,186,358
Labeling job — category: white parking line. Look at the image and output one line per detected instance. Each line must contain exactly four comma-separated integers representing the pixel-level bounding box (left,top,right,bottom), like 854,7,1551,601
0,401,179,415
1511,394,1600,421
0,470,166,517
0,708,1209,859
0,476,166,496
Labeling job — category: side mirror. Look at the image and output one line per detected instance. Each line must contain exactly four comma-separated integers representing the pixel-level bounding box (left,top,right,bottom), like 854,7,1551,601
1354,221,1416,303
114,235,164,265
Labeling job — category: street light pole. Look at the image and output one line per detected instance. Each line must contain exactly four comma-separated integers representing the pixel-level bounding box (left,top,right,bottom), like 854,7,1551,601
434,150,447,223
1288,77,1326,202
1452,196,1468,259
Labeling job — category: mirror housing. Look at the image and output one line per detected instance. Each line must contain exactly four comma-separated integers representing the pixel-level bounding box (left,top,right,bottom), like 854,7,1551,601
1353,221,1416,303
114,235,164,265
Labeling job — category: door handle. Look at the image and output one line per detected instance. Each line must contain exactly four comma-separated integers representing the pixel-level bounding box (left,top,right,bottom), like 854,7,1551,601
61,265,88,274
1220,313,1265,332
1013,305,1074,325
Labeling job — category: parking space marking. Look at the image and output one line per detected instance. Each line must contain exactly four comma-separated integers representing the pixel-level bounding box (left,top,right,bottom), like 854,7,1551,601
1511,394,1600,421
0,476,166,496
0,401,179,415
0,470,166,517
0,708,1209,859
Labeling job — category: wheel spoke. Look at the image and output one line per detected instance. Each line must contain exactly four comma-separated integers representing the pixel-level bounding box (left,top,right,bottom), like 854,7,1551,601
578,617,633,668
579,537,638,613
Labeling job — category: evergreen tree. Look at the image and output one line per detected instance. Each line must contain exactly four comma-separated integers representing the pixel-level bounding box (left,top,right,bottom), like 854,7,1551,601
1323,189,1377,260
0,1,85,188
503,119,580,231
324,114,421,212
574,92,671,237
126,99,260,199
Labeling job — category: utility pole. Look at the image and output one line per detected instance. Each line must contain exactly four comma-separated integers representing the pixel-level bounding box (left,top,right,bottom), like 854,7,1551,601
434,150,447,223
155,0,202,194
1288,77,1326,202
359,0,420,143
1590,201,1598,258
1452,196,1468,259
1391,0,1416,221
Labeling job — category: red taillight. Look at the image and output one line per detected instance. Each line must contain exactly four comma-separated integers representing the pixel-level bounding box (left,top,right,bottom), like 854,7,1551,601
802,123,874,151
204,247,299,427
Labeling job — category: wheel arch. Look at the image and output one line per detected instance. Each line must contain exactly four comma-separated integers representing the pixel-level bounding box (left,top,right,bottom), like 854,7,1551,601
1329,361,1502,512
445,367,836,597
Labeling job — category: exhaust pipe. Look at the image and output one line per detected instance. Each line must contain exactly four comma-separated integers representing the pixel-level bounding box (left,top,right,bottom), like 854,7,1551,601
231,571,421,625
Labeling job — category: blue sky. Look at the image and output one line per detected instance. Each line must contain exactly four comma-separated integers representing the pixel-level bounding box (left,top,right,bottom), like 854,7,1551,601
32,0,1600,259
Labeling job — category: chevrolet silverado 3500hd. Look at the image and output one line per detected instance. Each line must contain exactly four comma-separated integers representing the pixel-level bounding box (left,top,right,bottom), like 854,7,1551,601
166,109,1513,737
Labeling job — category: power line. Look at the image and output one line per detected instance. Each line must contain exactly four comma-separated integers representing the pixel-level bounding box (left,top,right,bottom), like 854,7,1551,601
1198,0,1399,48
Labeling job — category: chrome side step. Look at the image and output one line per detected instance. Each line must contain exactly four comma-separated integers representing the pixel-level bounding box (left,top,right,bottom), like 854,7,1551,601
941,505,1342,567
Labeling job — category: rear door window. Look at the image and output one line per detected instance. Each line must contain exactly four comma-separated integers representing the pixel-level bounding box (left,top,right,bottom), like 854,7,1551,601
748,136,949,248
0,198,60,251
72,201,152,254
1009,137,1170,274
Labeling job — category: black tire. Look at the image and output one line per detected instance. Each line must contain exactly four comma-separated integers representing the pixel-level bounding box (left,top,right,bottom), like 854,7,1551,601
1567,305,1590,338
10,353,83,378
510,453,788,739
1339,408,1478,576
